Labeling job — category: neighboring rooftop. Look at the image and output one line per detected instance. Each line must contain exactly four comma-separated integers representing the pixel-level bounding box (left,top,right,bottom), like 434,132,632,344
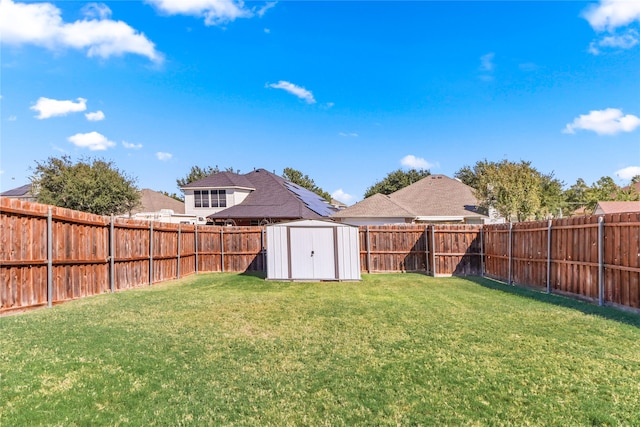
1,183,33,198
594,201,640,215
181,171,255,190
186,169,337,222
332,174,487,222
130,189,185,215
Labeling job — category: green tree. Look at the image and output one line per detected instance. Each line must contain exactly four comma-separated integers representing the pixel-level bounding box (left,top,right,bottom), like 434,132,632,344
176,165,238,189
364,168,431,198
456,159,561,222
539,173,566,219
563,178,589,213
282,167,331,201
30,156,140,215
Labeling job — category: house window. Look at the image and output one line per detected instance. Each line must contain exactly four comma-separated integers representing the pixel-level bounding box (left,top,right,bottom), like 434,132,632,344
212,190,227,208
194,190,209,208
194,190,226,208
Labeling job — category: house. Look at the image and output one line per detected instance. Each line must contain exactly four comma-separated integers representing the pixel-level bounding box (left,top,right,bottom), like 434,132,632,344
181,169,338,226
332,174,491,226
125,189,206,224
593,201,640,215
0,183,36,202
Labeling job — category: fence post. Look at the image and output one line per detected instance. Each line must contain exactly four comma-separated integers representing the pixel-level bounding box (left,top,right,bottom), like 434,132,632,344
366,226,371,274
508,222,513,285
149,221,154,286
546,219,552,294
177,224,181,279
431,225,437,277
110,215,115,293
220,228,225,273
261,227,266,273
195,225,199,274
424,225,430,274
480,227,484,277
47,207,53,308
598,216,604,306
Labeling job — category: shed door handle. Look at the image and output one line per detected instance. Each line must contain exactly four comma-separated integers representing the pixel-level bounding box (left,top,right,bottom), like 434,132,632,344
311,250,314,257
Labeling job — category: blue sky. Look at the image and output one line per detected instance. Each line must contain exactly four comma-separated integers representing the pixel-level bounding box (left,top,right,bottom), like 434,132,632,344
1,0,639,203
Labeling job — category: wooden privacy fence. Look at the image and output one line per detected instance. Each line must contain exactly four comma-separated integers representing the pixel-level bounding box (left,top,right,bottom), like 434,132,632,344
360,224,482,276
484,213,640,311
2,198,639,313
0,198,265,314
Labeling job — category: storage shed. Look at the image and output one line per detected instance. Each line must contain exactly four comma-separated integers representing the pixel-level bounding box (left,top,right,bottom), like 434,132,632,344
266,219,361,281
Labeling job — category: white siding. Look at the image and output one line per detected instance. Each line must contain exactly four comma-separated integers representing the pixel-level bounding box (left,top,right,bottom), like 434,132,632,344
183,188,252,217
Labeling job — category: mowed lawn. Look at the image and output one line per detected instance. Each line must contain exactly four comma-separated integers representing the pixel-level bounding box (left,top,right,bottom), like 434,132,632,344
1,273,640,426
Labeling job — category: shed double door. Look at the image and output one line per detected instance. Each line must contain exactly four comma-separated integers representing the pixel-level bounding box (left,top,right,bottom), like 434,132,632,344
289,227,337,280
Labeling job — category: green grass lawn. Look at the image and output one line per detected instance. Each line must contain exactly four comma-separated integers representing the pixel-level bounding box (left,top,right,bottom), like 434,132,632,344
1,273,639,426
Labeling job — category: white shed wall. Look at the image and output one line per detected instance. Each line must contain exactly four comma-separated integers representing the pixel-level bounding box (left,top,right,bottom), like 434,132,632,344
266,225,289,279
266,220,360,281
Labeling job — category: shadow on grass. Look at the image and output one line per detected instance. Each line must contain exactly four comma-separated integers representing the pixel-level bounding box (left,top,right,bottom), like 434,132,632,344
239,271,266,280
465,276,640,329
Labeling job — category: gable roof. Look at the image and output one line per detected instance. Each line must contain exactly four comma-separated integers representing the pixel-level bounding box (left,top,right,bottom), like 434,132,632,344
332,174,486,221
1,183,33,197
331,193,414,218
182,171,255,190
130,189,185,214
594,201,640,215
203,169,337,220
391,175,486,218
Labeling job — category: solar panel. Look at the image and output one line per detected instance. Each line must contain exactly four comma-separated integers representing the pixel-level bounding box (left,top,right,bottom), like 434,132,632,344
284,182,337,217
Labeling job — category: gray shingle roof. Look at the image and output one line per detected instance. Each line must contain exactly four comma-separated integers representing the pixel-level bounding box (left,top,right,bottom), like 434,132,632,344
332,174,487,220
331,193,414,218
391,175,485,218
206,169,337,220
182,171,255,190
129,189,185,214
1,184,33,197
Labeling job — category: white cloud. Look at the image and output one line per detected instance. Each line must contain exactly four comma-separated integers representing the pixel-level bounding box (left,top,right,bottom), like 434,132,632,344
122,140,142,149
31,97,87,119
331,189,354,204
616,166,640,180
582,0,640,32
479,52,495,72
81,3,112,20
156,151,172,161
68,131,116,150
589,29,639,54
0,0,162,62
401,155,436,170
339,132,358,137
8,115,17,121
147,0,269,26
85,110,105,121
268,81,316,104
563,108,640,135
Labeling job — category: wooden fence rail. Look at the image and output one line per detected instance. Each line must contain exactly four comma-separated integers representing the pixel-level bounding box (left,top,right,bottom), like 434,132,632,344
2,198,639,314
